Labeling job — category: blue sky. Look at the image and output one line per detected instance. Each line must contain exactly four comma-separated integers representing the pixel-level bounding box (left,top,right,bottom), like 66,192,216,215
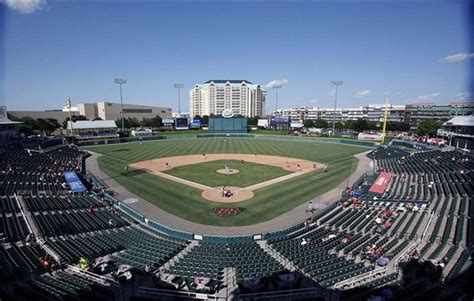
1,0,473,113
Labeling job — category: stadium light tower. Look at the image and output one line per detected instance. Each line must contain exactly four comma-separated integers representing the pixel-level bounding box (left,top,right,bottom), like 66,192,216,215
114,78,127,132
330,80,343,135
174,84,184,116
65,97,74,135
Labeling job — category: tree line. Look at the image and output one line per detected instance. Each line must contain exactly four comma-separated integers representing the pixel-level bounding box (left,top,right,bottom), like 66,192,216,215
8,114,165,135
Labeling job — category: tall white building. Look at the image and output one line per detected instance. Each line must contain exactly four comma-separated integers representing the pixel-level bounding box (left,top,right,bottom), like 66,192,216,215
189,80,266,117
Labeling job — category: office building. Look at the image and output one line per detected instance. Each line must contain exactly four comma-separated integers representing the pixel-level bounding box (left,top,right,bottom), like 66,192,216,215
405,102,473,130
75,102,172,121
276,104,407,126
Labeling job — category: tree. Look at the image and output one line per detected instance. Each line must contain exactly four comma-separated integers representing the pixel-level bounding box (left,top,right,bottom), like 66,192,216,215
313,119,329,129
335,122,344,130
344,120,355,130
93,117,103,121
303,120,314,128
193,115,202,121
128,117,141,128
150,115,162,128
202,115,209,125
387,121,410,132
141,118,152,128
353,119,370,133
17,125,34,135
416,118,441,137
46,118,60,130
247,116,260,126
115,117,140,129
21,117,39,130
399,122,410,132
115,118,124,129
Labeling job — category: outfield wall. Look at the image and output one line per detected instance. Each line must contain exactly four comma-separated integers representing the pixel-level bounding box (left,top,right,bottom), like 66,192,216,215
208,117,248,133
80,132,379,148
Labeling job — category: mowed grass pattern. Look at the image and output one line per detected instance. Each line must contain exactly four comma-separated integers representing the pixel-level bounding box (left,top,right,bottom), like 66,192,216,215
87,138,368,226
163,160,291,187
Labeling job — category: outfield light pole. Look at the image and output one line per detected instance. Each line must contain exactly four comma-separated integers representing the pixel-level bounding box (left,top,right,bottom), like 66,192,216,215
174,84,184,116
331,80,343,135
114,78,127,132
65,97,74,136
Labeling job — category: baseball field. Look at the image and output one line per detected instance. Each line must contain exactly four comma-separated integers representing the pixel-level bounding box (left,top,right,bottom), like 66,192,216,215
86,137,369,226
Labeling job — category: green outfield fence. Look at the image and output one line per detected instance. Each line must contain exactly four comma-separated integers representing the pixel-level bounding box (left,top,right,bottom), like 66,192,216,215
78,132,379,148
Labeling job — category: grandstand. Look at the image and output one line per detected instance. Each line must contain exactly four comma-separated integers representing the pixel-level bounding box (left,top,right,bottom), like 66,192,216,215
0,137,472,301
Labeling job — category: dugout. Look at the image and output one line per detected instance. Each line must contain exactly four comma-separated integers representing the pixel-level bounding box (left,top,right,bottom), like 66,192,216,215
208,116,248,133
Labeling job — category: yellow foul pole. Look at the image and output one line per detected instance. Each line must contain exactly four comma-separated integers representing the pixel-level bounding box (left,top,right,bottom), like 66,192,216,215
381,96,389,144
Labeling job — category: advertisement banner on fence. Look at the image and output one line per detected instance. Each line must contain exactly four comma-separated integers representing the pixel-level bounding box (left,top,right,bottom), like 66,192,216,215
190,119,202,129
270,117,289,124
63,171,87,192
358,133,382,141
290,123,304,128
257,119,269,128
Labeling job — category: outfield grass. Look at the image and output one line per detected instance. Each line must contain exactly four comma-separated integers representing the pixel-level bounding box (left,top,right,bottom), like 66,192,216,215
163,159,291,187
87,138,368,226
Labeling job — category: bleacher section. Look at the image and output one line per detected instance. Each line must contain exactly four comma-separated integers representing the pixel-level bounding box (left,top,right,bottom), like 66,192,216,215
0,142,472,301
167,241,285,283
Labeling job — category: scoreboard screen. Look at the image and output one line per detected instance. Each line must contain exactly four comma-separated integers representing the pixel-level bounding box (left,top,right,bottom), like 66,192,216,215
175,117,189,130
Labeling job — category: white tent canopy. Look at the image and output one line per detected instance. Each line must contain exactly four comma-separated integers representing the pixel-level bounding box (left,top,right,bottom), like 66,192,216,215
443,115,474,127
0,106,22,125
67,120,117,130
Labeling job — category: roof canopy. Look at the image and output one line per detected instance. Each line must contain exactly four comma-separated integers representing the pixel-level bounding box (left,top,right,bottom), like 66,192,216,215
443,115,474,127
67,120,117,130
0,106,22,125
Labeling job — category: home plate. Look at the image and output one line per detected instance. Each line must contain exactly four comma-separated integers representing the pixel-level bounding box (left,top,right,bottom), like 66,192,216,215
123,198,138,204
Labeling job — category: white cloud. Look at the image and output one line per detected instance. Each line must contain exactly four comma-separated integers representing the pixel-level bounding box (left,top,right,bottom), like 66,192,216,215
442,52,474,63
354,89,370,98
5,0,46,14
309,98,318,103
454,91,472,101
416,92,440,101
266,79,288,89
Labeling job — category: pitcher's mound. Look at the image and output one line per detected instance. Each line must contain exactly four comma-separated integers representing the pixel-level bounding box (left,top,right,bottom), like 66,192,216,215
216,169,240,175
202,186,254,203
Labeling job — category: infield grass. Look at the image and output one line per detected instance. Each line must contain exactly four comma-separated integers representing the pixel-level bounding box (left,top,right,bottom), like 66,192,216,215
86,138,368,226
163,159,291,187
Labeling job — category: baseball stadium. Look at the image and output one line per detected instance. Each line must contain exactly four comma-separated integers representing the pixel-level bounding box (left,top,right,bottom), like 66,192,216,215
2,1,474,299
0,132,472,301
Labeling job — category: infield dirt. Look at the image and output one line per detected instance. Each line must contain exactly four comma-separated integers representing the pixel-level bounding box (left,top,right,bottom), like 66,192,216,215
130,154,323,203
